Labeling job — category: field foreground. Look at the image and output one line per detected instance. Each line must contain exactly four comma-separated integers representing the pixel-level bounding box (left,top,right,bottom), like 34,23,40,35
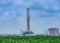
0,35,60,43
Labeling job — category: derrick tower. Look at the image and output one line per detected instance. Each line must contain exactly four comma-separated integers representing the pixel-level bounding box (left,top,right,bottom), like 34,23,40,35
22,8,33,36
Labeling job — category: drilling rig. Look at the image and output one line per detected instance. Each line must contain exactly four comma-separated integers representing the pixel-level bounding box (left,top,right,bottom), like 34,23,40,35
22,8,34,36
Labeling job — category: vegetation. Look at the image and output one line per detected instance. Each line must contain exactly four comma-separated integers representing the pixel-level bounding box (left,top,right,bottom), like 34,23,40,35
0,35,60,43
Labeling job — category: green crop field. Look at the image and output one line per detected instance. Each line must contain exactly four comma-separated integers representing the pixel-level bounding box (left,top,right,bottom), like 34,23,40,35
0,35,60,43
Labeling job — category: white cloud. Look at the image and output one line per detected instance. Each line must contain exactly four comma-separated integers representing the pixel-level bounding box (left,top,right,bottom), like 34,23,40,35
0,0,12,5
13,0,23,5
53,5,60,10
13,0,33,8
34,0,60,11
0,10,16,22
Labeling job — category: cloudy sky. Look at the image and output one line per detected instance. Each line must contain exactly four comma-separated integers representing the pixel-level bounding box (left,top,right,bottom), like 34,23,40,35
0,0,60,34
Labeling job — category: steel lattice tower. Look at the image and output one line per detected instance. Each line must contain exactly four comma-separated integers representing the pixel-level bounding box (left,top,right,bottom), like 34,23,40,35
22,8,33,36
27,8,30,32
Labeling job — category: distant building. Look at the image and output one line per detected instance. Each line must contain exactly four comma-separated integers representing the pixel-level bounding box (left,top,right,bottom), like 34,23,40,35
48,28,59,36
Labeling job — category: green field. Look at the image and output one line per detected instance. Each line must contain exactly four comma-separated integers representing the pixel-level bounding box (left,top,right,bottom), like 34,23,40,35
0,35,60,43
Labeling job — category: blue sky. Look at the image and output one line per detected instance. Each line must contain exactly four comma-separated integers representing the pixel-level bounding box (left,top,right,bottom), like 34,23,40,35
0,0,60,34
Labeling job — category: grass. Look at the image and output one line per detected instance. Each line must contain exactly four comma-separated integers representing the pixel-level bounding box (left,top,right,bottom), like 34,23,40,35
0,35,60,43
